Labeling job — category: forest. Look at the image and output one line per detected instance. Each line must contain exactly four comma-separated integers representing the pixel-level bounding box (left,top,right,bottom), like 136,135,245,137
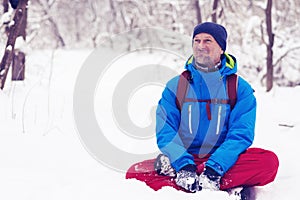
0,0,300,90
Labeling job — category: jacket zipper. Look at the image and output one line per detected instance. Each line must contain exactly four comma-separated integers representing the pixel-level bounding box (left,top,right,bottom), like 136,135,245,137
188,104,192,134
216,105,222,135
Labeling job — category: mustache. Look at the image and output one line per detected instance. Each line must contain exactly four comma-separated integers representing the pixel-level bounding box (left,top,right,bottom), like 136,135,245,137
194,49,209,54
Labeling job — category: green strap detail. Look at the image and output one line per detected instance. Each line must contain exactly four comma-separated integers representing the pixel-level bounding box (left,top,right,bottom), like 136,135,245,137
187,55,193,65
224,53,235,69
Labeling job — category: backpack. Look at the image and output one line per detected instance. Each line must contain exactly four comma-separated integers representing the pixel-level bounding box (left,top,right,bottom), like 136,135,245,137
175,70,238,120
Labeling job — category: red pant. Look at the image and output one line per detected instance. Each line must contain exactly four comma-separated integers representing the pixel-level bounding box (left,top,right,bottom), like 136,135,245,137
126,148,279,191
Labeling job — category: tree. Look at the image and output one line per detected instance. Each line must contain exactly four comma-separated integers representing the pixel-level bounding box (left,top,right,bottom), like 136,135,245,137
194,0,202,24
265,0,274,91
0,0,29,89
36,0,65,47
1,0,299,88
212,0,220,23
11,0,27,81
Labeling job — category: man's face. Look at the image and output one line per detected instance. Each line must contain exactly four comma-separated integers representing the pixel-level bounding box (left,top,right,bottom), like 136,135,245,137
192,33,223,69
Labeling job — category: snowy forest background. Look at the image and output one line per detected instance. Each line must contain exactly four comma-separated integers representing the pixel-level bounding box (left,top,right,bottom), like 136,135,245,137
1,1,300,200
1,0,300,90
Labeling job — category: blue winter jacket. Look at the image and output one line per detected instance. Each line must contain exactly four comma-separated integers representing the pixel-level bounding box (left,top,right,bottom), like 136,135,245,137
156,53,256,176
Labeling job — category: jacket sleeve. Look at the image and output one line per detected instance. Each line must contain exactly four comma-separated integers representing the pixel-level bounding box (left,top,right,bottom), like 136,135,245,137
205,77,256,176
156,77,195,171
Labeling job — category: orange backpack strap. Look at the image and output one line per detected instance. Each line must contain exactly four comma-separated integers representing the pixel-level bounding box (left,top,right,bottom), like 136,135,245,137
175,70,191,111
226,74,238,109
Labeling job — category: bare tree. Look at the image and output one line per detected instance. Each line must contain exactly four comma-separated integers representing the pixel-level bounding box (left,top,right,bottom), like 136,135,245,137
266,0,274,92
0,0,299,88
194,0,202,24
0,0,29,89
36,0,65,47
212,0,220,23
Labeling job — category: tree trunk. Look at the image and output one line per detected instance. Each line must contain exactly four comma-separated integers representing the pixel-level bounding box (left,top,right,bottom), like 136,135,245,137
266,0,274,92
36,0,65,47
212,0,219,23
12,50,25,80
0,0,29,89
3,0,8,11
194,0,202,24
12,0,27,81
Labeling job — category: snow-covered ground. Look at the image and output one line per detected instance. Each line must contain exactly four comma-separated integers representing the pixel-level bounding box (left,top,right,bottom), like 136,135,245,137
0,49,299,200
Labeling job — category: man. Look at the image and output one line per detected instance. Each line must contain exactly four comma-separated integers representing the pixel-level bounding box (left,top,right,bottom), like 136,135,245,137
155,22,279,198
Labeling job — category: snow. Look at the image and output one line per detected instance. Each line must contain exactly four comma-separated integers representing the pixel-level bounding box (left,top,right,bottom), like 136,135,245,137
0,69,5,76
1,11,12,24
6,45,13,51
8,19,15,27
14,36,27,51
1,49,299,200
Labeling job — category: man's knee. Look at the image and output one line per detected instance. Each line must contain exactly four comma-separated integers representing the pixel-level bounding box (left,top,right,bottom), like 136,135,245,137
246,148,279,184
257,149,279,185
264,150,279,176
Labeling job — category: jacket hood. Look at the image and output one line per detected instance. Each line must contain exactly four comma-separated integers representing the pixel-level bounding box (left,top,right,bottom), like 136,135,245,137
184,53,237,76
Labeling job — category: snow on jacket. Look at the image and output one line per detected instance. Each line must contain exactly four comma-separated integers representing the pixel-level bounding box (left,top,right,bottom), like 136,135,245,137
156,53,256,176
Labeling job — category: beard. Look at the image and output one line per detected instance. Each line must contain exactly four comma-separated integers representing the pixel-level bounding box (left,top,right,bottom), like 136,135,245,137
194,54,215,69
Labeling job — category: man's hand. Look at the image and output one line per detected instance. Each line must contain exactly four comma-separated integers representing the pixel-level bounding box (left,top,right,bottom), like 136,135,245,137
198,166,221,191
175,165,201,192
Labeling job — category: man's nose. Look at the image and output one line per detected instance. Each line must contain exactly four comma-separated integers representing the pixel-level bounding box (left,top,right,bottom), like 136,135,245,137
196,41,206,49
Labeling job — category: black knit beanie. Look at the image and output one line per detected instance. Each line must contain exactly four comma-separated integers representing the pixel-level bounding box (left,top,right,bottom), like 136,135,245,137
192,22,227,51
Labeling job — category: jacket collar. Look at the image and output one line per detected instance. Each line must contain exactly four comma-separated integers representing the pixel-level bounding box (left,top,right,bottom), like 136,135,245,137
184,53,237,77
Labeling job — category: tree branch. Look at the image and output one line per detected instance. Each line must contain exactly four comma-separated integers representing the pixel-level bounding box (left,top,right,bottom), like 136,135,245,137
273,46,300,68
